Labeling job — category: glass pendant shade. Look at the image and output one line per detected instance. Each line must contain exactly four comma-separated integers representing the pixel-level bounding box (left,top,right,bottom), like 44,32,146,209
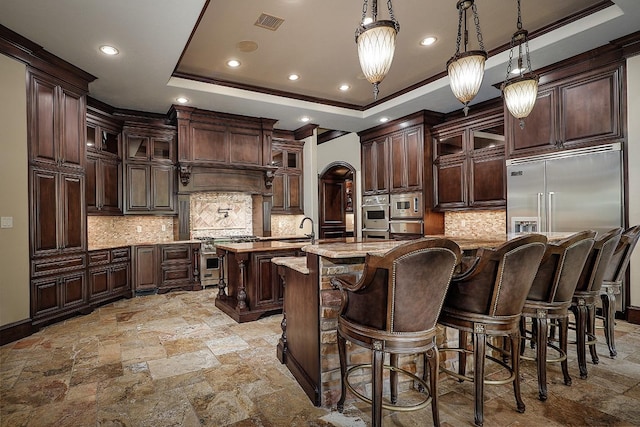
357,20,397,99
502,74,539,120
447,50,487,106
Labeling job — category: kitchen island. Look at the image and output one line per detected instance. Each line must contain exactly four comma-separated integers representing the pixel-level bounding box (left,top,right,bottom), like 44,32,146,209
214,240,309,323
273,233,572,407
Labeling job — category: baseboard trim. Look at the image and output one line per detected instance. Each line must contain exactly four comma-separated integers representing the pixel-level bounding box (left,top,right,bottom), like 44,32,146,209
0,318,35,346
626,306,640,324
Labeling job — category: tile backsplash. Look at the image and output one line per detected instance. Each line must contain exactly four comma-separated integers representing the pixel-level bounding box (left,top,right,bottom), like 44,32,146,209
88,216,175,247
190,192,253,238
444,209,506,237
271,214,308,237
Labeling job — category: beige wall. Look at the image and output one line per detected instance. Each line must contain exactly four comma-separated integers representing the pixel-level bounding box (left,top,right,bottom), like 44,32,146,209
627,55,640,306
317,132,362,237
0,53,30,326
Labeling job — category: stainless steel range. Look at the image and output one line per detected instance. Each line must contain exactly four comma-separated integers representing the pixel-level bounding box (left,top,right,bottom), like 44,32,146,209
196,235,259,289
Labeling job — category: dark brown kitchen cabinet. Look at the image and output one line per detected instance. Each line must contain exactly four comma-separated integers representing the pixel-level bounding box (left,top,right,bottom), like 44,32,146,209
158,243,201,293
28,70,86,172
86,105,123,215
132,243,200,294
389,126,423,192
361,137,389,195
125,163,175,213
88,246,131,304
433,105,505,210
31,168,86,257
86,154,121,215
30,252,88,325
133,245,158,293
123,124,177,215
26,62,93,328
506,62,623,158
271,137,304,214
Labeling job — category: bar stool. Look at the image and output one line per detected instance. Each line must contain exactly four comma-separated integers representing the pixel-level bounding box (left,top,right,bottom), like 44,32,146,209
520,231,595,401
438,234,547,427
599,225,640,357
570,227,622,379
330,238,461,427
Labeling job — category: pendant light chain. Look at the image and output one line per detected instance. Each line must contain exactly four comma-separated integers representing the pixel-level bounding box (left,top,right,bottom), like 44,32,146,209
387,0,399,32
472,3,485,52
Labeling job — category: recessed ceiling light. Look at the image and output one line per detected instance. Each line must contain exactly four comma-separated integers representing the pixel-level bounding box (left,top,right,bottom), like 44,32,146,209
420,36,437,46
379,117,390,123
339,84,350,91
227,59,241,68
99,45,119,55
176,97,189,104
288,74,300,81
300,116,311,122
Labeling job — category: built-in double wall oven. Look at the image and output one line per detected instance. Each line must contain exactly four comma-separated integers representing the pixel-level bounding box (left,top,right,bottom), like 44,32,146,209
362,195,389,240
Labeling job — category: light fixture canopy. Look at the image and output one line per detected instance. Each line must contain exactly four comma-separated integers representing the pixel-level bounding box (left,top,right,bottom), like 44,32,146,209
355,0,399,99
447,0,487,116
501,0,539,128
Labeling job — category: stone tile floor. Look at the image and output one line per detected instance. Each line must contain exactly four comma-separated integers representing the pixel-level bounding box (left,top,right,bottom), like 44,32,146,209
1,289,639,426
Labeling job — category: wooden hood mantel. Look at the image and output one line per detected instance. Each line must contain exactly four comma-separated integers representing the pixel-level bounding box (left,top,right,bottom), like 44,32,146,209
170,105,279,196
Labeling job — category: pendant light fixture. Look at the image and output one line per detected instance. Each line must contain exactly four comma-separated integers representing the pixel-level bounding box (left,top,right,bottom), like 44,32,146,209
501,0,539,129
355,0,399,100
447,0,487,116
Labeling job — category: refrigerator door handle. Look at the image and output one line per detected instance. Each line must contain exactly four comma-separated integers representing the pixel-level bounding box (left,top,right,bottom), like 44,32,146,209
548,192,555,232
537,193,543,232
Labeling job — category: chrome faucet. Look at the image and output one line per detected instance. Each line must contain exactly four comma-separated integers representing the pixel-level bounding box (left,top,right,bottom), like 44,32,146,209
299,216,315,244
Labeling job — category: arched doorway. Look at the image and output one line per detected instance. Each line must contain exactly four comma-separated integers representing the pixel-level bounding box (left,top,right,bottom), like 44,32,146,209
318,161,356,239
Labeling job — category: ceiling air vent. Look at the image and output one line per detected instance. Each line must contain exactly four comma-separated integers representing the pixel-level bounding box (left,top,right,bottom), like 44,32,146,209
254,13,284,31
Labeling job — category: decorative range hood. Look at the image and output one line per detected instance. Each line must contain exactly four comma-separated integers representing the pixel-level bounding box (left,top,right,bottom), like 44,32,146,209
169,105,280,239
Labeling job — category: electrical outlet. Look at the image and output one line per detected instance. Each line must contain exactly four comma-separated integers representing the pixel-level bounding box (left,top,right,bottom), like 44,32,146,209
461,220,466,227
136,226,142,233
161,224,166,232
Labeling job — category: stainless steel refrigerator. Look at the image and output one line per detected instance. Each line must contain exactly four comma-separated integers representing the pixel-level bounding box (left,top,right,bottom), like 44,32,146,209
506,143,623,235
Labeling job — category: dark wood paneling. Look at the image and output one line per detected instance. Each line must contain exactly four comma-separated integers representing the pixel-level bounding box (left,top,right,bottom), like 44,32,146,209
436,161,466,208
470,156,506,206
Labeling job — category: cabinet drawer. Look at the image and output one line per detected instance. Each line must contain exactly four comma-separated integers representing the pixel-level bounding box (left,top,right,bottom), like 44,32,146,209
160,244,191,263
32,254,87,277
160,265,192,287
111,247,131,262
89,250,110,266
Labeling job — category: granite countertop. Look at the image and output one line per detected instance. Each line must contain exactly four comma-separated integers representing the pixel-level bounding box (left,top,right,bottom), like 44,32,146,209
88,240,201,252
302,232,576,259
214,240,309,253
271,256,309,274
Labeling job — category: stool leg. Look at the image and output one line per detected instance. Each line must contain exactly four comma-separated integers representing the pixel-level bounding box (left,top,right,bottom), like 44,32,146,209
459,330,469,380
511,331,526,413
390,353,398,404
534,317,548,401
372,346,384,427
587,304,599,365
601,292,617,357
473,331,486,427
426,346,441,427
337,333,347,412
571,304,589,379
558,316,572,386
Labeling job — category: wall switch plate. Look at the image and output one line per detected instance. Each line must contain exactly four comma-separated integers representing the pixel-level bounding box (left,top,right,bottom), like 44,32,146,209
161,224,166,232
1,217,13,228
136,226,142,233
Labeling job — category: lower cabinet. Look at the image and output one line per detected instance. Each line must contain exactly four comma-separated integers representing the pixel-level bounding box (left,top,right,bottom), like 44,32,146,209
158,243,201,293
31,254,88,326
87,246,131,304
133,243,200,294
